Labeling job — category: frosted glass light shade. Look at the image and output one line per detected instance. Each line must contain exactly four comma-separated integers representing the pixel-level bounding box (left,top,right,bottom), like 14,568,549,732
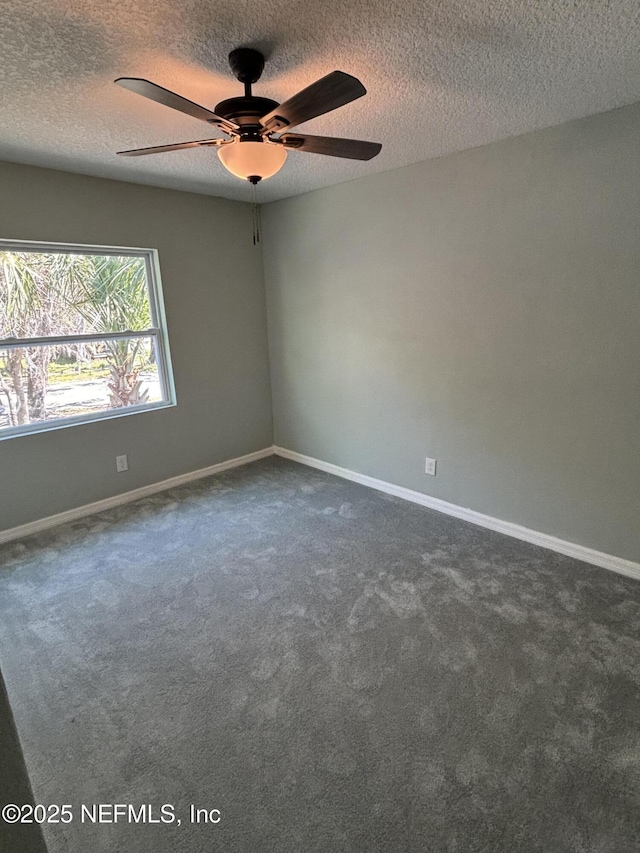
218,140,287,181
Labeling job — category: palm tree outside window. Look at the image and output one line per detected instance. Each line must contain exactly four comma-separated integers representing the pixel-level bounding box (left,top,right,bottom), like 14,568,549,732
0,240,175,438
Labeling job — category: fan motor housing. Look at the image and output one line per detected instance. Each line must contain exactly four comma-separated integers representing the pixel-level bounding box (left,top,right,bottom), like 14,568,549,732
215,96,279,134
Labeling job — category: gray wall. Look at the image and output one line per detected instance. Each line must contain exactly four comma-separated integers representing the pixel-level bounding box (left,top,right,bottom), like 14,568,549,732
0,161,272,530
263,103,640,562
0,671,48,853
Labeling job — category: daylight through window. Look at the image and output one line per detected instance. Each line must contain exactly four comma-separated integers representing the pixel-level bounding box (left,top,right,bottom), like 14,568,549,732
0,241,174,438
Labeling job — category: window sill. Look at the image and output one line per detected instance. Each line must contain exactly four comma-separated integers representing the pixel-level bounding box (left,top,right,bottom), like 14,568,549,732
0,399,176,442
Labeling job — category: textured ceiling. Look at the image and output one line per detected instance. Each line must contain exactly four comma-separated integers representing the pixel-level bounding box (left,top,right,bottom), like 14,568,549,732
1,0,639,203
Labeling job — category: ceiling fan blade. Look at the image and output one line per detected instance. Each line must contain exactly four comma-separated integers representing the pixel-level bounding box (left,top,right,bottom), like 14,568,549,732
279,133,381,160
115,78,238,133
260,71,366,133
117,139,229,157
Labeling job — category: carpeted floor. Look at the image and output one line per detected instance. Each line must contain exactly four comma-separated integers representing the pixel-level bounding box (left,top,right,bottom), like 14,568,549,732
0,456,639,852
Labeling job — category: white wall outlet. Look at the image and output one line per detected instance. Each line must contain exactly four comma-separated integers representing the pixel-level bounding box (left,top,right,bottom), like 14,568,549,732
425,457,437,476
116,454,128,473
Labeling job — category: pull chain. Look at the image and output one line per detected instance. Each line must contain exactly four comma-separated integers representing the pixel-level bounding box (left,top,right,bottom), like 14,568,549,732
250,181,261,245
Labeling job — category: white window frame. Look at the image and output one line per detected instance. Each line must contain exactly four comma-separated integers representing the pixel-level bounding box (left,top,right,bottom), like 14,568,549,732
0,238,176,440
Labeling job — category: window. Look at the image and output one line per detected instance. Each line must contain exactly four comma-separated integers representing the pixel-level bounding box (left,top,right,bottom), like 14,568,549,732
0,240,175,438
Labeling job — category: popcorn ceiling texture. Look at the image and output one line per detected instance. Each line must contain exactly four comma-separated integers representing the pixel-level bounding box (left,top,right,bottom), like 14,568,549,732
0,0,639,202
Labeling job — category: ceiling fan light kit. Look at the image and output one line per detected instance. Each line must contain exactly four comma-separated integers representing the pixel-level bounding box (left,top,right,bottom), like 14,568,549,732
217,139,288,183
114,47,381,185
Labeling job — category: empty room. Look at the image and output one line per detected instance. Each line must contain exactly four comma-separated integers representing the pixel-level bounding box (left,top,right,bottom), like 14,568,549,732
1,1,639,851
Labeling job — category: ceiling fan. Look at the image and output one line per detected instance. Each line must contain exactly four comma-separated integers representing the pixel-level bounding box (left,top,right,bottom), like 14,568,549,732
115,48,382,184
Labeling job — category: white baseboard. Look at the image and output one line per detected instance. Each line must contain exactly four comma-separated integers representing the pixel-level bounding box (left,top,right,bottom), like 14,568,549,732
3,443,638,583
274,446,640,583
0,446,275,546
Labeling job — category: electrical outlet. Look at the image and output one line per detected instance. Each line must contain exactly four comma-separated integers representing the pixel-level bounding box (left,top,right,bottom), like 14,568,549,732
116,454,128,473
425,457,437,476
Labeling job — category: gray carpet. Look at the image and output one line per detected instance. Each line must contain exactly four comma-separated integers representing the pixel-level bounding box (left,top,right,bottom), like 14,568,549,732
0,456,639,853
